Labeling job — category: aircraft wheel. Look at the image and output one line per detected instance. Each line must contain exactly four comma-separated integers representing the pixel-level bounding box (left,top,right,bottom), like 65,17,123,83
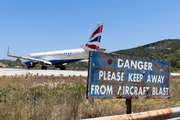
59,66,62,70
60,66,66,70
45,66,47,70
41,66,44,70
63,66,66,70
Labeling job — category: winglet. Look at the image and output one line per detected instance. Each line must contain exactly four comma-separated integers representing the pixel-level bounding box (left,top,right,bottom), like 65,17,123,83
7,46,9,55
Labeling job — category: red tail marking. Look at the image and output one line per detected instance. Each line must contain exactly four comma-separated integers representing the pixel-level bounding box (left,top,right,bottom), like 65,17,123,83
86,44,99,51
89,25,103,39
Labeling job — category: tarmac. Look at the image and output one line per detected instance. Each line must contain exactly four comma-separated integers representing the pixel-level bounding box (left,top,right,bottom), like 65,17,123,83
171,73,180,76
0,68,180,77
0,68,88,77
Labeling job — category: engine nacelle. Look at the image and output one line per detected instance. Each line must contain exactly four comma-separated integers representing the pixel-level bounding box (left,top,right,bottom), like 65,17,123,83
25,61,36,68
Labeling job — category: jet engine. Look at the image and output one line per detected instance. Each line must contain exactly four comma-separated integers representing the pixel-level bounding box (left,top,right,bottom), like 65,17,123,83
25,61,36,68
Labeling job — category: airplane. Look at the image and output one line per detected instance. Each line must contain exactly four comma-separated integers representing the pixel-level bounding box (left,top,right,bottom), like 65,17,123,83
7,22,104,70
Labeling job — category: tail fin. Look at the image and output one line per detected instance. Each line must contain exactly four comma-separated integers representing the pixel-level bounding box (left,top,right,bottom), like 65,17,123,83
86,22,103,51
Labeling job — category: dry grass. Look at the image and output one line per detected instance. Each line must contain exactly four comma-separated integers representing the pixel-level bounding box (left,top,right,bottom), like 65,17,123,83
0,74,179,120
0,74,87,90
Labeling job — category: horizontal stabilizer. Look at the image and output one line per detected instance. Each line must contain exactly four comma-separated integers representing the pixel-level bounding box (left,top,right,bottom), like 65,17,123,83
105,49,120,53
80,45,97,52
98,48,106,52
79,59,88,63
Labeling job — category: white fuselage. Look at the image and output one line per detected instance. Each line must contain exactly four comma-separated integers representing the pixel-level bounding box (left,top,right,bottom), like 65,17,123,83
22,48,89,66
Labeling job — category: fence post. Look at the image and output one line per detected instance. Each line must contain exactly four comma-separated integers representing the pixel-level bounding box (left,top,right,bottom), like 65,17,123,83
126,98,131,114
91,97,94,108
34,92,36,118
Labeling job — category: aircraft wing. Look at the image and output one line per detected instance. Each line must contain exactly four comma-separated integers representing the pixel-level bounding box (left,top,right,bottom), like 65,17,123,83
7,53,52,65
7,47,52,65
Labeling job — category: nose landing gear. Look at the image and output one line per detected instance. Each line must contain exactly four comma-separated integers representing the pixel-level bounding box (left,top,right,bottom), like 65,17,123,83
41,66,47,70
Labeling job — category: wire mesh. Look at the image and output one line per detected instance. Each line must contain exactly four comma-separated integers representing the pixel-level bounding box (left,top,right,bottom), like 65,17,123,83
0,84,180,120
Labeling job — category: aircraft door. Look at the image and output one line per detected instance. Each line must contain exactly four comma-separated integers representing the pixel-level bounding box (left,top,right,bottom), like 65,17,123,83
73,53,76,58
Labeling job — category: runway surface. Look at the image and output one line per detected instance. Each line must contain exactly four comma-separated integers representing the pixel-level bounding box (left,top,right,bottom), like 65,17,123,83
171,73,180,76
0,68,88,77
0,68,180,77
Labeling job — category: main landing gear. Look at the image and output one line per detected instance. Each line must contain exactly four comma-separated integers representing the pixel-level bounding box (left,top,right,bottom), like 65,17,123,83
59,65,66,70
41,66,47,70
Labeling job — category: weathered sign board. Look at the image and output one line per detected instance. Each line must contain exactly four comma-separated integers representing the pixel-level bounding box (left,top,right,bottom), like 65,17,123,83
87,51,171,99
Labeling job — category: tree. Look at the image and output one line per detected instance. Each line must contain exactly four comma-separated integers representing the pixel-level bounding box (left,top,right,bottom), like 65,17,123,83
149,53,157,60
16,58,21,62
163,54,169,60
8,63,12,67
176,60,180,68
168,55,178,67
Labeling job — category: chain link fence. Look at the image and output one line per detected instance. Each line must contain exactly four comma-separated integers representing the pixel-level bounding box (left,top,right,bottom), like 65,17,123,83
0,84,180,120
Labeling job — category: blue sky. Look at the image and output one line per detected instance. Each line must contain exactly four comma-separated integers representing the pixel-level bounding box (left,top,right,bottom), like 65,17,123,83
1,0,180,60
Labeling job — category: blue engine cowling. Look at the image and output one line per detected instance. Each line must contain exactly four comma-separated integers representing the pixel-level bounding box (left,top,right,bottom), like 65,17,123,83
25,61,36,69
